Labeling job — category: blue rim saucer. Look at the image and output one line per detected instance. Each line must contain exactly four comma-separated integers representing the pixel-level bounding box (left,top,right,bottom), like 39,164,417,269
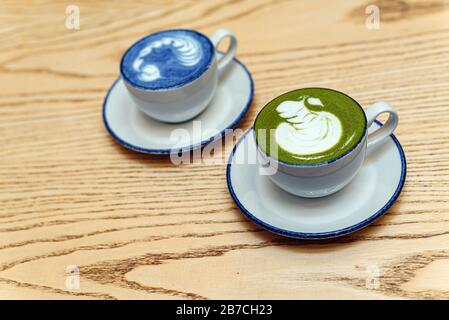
226,122,406,239
103,56,254,154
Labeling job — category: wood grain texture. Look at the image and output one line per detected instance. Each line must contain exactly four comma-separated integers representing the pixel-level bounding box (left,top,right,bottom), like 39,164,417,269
1,0,449,300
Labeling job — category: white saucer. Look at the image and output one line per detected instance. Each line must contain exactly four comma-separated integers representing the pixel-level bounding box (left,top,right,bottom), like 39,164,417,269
103,56,254,154
226,122,406,239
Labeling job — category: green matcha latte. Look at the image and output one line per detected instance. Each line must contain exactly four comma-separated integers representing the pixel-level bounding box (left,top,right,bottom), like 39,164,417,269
254,88,367,165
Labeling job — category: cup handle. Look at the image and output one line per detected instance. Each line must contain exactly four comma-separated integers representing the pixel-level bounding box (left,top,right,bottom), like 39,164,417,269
365,101,399,152
210,28,238,76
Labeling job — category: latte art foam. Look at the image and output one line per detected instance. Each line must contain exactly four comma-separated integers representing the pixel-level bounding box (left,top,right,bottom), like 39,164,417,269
133,35,203,82
275,97,342,157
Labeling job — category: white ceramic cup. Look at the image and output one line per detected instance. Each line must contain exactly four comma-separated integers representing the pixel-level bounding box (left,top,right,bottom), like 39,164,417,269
255,99,399,198
121,28,238,123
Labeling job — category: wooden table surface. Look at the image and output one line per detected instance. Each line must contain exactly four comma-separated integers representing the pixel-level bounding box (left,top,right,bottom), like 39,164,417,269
1,0,449,300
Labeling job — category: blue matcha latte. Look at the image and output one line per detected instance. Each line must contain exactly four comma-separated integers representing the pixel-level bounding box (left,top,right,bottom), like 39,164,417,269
121,29,214,90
